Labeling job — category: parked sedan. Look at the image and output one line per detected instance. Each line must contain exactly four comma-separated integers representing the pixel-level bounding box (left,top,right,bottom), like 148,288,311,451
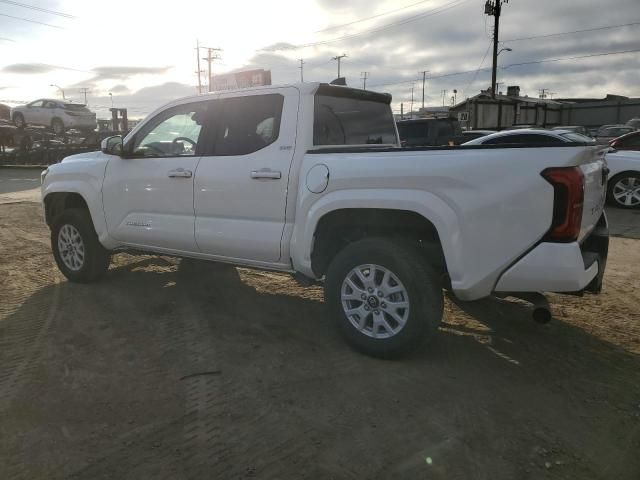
461,129,594,146
460,130,495,142
593,125,636,145
605,150,640,209
609,130,640,151
11,99,96,135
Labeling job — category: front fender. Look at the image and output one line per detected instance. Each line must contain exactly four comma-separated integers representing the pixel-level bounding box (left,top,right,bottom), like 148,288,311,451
41,161,117,248
290,188,464,284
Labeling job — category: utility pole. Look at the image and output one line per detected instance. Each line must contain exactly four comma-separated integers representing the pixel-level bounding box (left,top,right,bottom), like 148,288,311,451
400,103,404,120
441,89,448,107
332,53,347,78
361,71,369,90
79,87,90,105
299,59,305,82
485,0,509,99
195,40,203,94
410,84,415,118
202,46,223,92
539,88,549,99
419,70,429,109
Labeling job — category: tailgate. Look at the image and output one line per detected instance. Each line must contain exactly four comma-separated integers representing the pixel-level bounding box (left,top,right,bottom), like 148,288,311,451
578,146,607,242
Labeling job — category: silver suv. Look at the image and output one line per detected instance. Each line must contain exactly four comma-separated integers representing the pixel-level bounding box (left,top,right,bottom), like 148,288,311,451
12,99,96,134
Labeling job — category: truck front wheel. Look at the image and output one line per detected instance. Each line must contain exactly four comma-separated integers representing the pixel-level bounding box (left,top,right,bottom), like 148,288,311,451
51,208,110,283
325,238,443,358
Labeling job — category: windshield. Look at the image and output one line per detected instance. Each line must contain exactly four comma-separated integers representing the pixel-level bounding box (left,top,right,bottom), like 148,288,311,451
559,132,595,143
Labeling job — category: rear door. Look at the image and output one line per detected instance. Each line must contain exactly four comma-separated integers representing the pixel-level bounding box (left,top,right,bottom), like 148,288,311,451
194,87,298,263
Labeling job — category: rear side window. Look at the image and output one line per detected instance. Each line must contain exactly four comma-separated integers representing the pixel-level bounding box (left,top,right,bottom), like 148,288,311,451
214,94,283,156
484,134,564,145
314,94,397,146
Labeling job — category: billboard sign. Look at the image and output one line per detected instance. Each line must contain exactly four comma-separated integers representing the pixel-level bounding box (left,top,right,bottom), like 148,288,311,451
211,69,272,91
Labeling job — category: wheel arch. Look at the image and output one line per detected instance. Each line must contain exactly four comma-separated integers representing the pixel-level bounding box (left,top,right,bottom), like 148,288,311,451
44,191,90,227
291,189,462,280
607,170,640,207
311,207,447,277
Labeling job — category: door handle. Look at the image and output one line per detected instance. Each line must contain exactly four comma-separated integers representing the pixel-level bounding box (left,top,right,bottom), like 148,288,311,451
251,169,281,180
168,168,192,178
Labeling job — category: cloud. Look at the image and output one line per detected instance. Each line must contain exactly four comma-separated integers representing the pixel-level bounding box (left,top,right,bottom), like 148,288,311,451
235,0,640,108
109,84,130,93
261,42,298,52
91,65,172,80
2,63,56,74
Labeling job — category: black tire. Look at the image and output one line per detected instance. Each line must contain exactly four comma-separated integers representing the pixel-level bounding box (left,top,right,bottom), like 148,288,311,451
325,238,443,358
51,117,65,135
51,208,110,283
607,172,640,209
13,112,25,128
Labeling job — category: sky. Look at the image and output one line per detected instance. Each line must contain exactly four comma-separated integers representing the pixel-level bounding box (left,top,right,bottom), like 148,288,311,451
0,0,639,119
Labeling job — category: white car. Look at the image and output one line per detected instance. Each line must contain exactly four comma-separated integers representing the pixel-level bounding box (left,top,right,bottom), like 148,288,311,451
41,82,609,357
462,128,594,146
12,99,96,135
605,150,640,209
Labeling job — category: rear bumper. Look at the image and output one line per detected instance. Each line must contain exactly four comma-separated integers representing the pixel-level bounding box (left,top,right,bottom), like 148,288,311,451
494,213,609,294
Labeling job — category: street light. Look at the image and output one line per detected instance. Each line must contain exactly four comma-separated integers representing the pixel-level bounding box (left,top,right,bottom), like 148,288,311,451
50,84,65,100
108,92,114,108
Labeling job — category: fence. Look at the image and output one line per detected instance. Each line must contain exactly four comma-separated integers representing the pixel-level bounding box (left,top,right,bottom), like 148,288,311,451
0,146,98,166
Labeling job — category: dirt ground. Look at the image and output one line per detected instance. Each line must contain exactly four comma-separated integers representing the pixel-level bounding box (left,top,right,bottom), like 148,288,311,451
1,201,639,480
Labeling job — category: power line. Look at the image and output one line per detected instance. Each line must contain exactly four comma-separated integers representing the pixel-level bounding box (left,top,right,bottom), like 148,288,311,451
463,41,492,94
503,47,640,69
265,0,469,50
0,12,64,28
503,20,640,43
368,47,640,89
314,0,434,33
0,0,75,18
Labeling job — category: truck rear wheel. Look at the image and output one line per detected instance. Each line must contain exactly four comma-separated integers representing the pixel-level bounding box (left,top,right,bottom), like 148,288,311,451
51,208,110,283
325,238,443,358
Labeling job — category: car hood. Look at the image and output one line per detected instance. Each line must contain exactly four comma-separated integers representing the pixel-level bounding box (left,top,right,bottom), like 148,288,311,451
61,151,103,163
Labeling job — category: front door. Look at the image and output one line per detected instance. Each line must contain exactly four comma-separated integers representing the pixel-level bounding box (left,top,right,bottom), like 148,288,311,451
194,88,298,263
102,101,212,253
24,100,45,125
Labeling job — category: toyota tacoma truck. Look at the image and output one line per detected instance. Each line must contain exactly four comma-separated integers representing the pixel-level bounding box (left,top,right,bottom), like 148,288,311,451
41,82,609,357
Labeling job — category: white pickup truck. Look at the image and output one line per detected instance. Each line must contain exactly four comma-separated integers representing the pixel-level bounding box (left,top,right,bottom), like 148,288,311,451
41,82,609,357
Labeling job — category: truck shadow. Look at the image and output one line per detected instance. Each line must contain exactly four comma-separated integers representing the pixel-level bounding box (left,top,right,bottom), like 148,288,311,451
2,254,639,479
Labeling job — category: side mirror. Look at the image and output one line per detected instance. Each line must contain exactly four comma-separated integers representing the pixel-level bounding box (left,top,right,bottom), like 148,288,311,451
101,135,123,155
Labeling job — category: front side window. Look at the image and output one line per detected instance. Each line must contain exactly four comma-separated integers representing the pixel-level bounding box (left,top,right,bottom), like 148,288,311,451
131,104,207,157
314,93,397,146
29,100,44,107
213,94,283,156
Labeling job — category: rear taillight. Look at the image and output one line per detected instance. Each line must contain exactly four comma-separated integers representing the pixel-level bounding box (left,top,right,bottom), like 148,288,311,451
541,167,584,242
